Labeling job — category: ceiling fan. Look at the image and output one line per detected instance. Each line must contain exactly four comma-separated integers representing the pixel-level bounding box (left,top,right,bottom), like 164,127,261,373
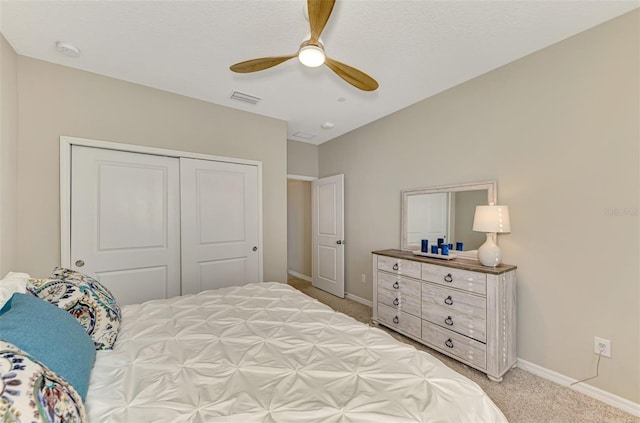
229,0,378,92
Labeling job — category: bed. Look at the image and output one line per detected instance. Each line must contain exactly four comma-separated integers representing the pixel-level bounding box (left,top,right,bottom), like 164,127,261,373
1,271,507,422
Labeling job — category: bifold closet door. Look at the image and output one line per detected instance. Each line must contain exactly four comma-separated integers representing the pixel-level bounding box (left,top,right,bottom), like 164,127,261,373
180,158,260,294
70,146,181,305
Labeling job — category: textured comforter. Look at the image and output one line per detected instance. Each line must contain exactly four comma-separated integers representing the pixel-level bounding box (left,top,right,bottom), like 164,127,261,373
86,282,506,422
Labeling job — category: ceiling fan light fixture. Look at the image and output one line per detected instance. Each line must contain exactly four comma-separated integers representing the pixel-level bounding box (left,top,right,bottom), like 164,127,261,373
229,0,378,91
298,45,325,67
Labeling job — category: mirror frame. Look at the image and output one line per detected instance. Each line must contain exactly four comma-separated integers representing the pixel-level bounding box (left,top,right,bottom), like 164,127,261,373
401,181,497,251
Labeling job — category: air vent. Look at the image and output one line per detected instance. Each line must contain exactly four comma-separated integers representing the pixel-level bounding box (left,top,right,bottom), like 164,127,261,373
229,90,262,105
292,131,316,140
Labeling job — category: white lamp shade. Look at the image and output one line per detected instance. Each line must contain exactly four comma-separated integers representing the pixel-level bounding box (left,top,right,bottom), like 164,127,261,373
472,205,511,233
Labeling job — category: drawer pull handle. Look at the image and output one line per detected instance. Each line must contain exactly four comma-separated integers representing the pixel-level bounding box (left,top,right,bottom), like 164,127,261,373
445,339,454,348
393,281,400,289
393,298,399,306
444,316,454,326
444,273,453,283
393,316,400,324
444,296,454,306
392,263,399,271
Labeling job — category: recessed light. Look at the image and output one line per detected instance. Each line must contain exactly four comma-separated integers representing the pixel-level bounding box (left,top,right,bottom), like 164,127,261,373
321,122,334,129
56,41,81,58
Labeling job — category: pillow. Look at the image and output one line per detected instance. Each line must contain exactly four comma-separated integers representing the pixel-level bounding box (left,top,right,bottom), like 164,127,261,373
0,340,87,422
0,293,96,400
28,267,121,350
0,271,29,309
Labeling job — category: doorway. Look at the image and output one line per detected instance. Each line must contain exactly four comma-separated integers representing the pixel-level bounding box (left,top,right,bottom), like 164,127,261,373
287,177,313,282
287,174,345,298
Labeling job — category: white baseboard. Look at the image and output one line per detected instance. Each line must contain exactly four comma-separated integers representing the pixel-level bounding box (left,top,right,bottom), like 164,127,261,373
345,292,373,307
287,270,311,282
516,358,640,417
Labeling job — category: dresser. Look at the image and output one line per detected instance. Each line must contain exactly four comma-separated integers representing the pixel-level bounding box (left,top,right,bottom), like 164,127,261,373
372,249,517,382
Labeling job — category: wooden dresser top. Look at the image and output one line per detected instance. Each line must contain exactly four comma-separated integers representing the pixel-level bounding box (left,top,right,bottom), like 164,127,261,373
372,249,517,275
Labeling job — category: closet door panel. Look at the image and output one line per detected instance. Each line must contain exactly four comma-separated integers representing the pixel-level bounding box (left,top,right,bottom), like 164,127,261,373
197,258,248,291
97,266,169,306
70,146,181,305
197,170,246,243
180,158,260,294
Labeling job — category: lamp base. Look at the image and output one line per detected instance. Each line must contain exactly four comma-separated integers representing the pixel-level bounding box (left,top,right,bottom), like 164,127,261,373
478,233,502,267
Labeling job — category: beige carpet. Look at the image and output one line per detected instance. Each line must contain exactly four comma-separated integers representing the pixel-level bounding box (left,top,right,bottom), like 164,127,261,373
288,276,639,423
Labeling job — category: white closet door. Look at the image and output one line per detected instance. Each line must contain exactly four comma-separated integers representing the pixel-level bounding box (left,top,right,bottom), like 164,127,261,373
70,146,181,305
180,158,260,294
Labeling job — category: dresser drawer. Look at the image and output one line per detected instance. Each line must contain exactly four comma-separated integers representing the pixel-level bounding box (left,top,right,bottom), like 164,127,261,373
422,283,486,321
378,303,421,338
421,303,486,342
377,283,421,317
421,263,486,294
377,255,421,279
377,271,420,296
422,320,486,370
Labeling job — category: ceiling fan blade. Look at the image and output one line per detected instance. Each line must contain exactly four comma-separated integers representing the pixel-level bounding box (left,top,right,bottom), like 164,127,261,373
230,55,297,73
324,57,379,91
308,0,335,44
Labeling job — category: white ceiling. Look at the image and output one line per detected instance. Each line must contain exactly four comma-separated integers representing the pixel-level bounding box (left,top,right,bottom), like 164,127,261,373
1,1,637,145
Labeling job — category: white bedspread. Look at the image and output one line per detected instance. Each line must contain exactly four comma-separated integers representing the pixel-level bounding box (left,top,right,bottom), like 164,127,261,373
86,282,506,422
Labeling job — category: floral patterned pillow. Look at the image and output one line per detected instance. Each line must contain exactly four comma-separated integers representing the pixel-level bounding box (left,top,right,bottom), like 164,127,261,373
27,267,121,350
0,340,87,422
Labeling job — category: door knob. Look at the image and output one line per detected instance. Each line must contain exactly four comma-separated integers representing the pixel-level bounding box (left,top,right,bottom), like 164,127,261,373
75,260,85,267
336,240,345,245
252,246,258,251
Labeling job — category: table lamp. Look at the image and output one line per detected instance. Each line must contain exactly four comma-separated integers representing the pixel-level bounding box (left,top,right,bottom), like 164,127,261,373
472,205,511,267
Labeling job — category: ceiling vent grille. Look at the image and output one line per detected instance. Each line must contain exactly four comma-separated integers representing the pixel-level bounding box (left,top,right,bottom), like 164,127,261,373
229,90,262,105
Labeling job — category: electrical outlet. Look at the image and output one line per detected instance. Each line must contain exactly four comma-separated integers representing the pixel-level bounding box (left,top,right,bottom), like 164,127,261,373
361,274,366,284
594,337,611,357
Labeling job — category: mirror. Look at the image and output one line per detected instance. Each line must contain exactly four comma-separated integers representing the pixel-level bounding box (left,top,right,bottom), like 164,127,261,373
401,181,497,251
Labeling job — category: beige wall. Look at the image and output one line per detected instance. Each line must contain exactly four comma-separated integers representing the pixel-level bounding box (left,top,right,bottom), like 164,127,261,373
0,34,18,276
16,57,288,283
319,11,639,403
287,139,318,177
287,179,312,277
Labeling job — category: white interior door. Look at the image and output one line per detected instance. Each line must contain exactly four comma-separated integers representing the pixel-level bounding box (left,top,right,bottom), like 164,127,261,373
312,174,344,298
70,146,181,305
180,158,261,294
